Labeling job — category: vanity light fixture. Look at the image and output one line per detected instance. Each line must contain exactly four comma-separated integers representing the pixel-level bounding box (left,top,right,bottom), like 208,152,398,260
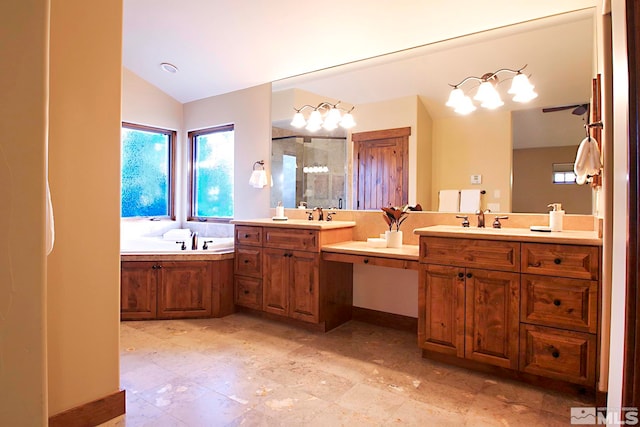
446,65,537,115
249,160,268,188
290,101,356,131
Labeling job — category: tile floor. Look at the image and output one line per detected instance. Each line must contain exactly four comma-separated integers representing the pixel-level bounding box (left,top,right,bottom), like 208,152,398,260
106,313,593,426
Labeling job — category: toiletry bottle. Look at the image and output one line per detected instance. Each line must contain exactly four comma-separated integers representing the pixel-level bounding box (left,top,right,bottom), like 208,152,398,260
548,203,565,232
276,201,285,218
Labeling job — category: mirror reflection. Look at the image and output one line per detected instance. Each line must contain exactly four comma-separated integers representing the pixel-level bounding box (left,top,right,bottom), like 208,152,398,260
271,9,595,214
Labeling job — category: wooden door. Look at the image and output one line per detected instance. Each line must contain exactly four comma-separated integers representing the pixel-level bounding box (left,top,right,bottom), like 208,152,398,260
121,261,157,320
353,127,410,210
262,247,289,316
418,264,465,357
157,261,212,318
464,268,520,369
289,250,319,323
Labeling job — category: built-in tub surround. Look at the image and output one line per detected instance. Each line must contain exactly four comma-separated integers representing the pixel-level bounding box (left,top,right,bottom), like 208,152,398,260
121,236,234,254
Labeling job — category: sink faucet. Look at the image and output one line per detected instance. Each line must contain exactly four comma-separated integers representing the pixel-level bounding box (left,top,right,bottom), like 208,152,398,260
476,209,490,228
314,207,324,221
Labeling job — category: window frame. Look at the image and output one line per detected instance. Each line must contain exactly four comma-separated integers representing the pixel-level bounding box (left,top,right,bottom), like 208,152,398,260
121,122,176,220
187,124,235,222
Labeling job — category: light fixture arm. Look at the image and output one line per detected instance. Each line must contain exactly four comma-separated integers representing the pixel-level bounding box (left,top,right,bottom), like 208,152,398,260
449,64,528,88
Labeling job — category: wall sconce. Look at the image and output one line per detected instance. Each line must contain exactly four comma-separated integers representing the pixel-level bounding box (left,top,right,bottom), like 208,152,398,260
446,65,538,115
249,160,268,188
290,101,356,132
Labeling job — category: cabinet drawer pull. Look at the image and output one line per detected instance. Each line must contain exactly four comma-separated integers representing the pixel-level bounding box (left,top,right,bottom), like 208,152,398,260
458,272,464,278
364,259,369,264
554,258,562,265
244,234,249,238
548,346,560,358
466,273,472,279
553,299,561,306
244,259,249,263
244,290,250,295
152,265,157,270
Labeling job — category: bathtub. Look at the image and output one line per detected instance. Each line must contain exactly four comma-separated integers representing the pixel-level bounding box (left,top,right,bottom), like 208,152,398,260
121,236,234,253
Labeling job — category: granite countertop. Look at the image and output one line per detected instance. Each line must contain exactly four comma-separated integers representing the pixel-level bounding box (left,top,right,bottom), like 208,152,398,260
321,241,419,261
231,218,356,230
413,225,602,246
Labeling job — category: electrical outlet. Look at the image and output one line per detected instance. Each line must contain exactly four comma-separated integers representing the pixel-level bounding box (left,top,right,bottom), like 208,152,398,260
470,174,482,184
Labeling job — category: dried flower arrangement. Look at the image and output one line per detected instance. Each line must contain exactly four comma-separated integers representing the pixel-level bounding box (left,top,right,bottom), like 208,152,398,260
381,204,422,231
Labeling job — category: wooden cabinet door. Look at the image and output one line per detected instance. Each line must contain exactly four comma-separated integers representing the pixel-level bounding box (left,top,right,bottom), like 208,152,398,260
289,250,319,323
464,268,520,369
419,264,465,357
263,248,289,316
157,261,212,319
121,261,157,320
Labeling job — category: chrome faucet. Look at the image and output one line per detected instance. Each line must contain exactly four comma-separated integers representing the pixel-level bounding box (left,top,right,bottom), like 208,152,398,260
314,207,324,221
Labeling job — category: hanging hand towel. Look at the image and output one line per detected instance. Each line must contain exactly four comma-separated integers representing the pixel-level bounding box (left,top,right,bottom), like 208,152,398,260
574,137,602,185
438,190,460,212
459,189,482,212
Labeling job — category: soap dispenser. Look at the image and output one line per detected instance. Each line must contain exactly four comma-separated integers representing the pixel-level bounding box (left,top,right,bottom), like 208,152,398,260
548,203,565,232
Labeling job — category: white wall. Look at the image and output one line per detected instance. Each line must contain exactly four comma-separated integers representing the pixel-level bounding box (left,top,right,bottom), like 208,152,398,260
184,84,273,220
0,0,48,424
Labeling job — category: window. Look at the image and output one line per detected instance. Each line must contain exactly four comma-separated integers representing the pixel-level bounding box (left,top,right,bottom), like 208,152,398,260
121,123,176,218
552,162,577,184
188,125,234,220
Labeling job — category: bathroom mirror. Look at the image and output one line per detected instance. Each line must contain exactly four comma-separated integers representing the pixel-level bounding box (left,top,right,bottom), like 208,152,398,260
271,9,596,213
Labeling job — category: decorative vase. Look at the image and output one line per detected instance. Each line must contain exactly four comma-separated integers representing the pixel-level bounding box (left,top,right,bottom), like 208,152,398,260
385,230,403,248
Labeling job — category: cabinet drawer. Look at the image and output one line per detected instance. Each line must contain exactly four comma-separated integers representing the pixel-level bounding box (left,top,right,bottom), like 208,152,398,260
420,237,520,272
264,228,319,251
234,276,262,310
519,324,596,386
521,243,599,280
521,274,598,333
322,252,418,270
234,246,262,277
235,226,263,246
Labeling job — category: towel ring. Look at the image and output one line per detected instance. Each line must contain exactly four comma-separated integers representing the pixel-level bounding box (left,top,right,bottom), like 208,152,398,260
253,160,265,170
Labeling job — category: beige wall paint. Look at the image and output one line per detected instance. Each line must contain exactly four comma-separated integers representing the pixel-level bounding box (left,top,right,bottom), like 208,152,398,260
432,112,512,212
47,0,122,415
0,0,48,424
416,97,433,210
184,84,272,220
122,68,186,225
513,145,592,214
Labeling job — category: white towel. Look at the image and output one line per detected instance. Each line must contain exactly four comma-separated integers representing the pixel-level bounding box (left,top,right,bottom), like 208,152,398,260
438,190,460,212
574,137,602,185
459,189,482,212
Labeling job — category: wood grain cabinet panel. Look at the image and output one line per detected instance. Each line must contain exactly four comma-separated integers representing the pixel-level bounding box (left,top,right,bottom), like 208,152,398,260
234,246,262,278
521,274,598,333
289,250,320,323
520,324,597,386
121,261,158,320
420,237,520,272
521,243,599,280
157,261,212,318
235,226,263,246
262,247,290,316
234,275,262,310
419,264,465,357
264,228,319,251
465,269,520,369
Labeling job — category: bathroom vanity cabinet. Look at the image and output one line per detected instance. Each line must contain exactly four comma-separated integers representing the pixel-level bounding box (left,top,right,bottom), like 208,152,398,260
121,258,233,320
233,222,354,331
418,235,602,389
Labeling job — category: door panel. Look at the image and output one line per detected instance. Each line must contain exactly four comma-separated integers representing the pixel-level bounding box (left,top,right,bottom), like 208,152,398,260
263,248,289,316
465,268,520,369
157,261,212,318
289,250,319,322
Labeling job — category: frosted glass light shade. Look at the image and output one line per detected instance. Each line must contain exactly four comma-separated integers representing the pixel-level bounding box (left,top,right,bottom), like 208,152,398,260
508,73,534,94
290,112,306,128
307,110,322,127
454,96,476,115
480,91,504,109
446,88,465,108
339,113,356,128
474,81,498,102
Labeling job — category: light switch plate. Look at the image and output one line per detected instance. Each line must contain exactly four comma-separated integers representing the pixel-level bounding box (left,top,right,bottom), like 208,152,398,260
470,174,482,184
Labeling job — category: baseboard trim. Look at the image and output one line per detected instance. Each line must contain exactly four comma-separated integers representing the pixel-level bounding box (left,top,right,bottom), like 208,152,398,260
49,389,125,427
352,306,417,332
